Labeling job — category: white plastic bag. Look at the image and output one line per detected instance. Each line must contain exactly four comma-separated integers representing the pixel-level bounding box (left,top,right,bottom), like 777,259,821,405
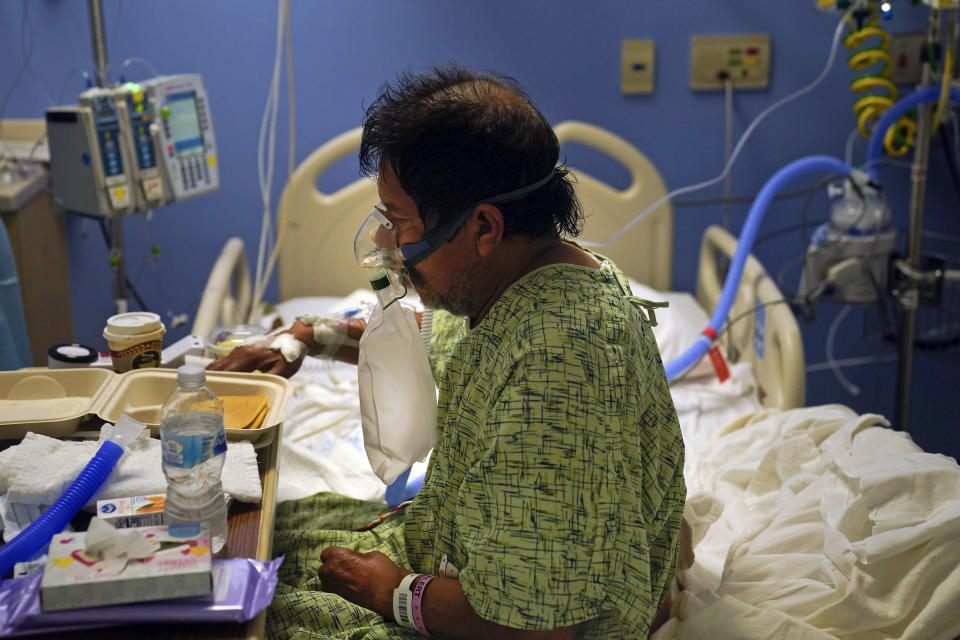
357,301,437,484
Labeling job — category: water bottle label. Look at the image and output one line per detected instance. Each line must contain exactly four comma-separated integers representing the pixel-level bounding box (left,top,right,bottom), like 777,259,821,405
168,522,203,539
162,433,212,468
213,429,227,456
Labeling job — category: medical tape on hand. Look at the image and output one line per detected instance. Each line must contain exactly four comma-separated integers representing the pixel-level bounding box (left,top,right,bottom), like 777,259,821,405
269,333,307,363
392,573,421,630
411,574,435,636
314,319,360,359
298,314,361,360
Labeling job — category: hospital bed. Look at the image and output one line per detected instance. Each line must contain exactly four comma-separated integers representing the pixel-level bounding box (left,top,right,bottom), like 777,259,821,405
194,123,960,640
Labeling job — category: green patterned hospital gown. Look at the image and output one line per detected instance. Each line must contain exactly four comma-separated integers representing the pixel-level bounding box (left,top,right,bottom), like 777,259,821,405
267,256,686,640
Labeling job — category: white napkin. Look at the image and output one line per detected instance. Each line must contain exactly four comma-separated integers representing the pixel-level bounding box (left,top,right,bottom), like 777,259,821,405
0,425,262,507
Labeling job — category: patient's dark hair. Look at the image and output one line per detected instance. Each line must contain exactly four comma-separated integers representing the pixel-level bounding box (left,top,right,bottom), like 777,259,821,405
359,64,583,239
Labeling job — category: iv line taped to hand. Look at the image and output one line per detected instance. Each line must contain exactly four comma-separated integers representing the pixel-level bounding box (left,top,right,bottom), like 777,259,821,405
296,314,361,359
243,311,361,363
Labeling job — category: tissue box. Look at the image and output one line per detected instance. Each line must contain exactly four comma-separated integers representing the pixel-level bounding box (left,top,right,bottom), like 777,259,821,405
41,524,213,611
96,495,166,528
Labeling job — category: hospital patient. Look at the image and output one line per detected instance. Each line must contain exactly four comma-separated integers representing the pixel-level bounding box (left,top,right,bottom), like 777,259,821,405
209,64,685,639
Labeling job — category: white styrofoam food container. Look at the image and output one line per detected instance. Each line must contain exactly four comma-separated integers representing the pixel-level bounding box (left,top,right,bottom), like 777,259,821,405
0,368,291,446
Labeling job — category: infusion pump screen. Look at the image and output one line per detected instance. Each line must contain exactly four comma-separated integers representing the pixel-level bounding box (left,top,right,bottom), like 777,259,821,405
167,91,204,157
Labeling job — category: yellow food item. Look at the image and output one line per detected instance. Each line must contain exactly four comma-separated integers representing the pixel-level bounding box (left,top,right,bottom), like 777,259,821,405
219,394,270,429
248,404,269,429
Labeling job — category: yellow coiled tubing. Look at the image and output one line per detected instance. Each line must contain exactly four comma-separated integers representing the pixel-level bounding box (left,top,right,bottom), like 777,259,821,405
844,3,916,157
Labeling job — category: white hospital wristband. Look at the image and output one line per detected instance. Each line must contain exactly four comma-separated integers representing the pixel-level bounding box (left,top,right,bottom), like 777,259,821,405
392,573,421,630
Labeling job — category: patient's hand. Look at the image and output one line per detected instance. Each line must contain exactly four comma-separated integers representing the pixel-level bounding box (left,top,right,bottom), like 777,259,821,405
318,547,408,619
206,344,304,378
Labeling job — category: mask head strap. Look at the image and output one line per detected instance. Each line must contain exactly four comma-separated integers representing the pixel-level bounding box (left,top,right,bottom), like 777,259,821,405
400,170,556,268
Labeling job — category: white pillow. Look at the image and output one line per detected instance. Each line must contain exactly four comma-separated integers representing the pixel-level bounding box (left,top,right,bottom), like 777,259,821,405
627,279,724,380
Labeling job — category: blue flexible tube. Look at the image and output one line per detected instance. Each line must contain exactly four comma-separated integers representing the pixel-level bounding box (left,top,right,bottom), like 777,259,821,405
384,468,411,508
665,156,855,381
0,441,124,577
866,86,960,181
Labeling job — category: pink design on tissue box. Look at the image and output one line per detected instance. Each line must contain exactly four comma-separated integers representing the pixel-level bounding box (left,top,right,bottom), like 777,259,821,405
70,551,97,567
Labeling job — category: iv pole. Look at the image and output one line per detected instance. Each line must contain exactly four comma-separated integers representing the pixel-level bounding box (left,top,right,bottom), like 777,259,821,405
87,0,128,315
894,7,957,431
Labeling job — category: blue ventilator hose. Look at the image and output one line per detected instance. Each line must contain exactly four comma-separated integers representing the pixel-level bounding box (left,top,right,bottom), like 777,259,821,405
866,86,960,181
665,156,855,381
0,440,125,577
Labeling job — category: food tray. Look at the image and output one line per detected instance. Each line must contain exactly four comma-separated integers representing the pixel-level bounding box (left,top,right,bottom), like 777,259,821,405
0,368,291,446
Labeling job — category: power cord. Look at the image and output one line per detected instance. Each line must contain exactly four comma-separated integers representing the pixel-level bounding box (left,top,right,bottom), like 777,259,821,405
826,304,860,396
721,73,734,230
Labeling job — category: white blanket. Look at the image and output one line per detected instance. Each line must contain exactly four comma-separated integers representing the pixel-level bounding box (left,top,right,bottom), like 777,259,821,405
657,406,960,640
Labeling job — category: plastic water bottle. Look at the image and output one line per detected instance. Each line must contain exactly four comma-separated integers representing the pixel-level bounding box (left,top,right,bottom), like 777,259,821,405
159,364,228,553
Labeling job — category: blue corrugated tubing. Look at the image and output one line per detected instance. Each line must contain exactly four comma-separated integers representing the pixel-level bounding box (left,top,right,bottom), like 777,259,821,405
866,86,960,181
0,441,125,577
665,156,855,381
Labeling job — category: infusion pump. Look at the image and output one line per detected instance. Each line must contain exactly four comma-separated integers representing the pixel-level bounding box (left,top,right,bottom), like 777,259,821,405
46,74,219,217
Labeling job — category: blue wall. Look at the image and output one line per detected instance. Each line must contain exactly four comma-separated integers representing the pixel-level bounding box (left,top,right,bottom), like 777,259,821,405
2,0,957,458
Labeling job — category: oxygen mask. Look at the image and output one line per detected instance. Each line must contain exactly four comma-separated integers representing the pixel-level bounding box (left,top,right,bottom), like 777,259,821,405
354,204,438,484
354,204,407,307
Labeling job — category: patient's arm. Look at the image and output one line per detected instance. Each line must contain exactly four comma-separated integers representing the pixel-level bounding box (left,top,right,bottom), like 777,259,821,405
206,343,305,377
318,546,578,640
207,317,366,376
207,309,426,376
288,317,365,365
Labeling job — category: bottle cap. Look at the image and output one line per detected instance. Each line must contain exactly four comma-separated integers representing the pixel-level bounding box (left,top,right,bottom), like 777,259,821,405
177,363,206,388
47,343,98,368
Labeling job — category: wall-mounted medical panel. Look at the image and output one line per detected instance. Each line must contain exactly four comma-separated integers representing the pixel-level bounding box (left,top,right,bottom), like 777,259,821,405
690,34,771,90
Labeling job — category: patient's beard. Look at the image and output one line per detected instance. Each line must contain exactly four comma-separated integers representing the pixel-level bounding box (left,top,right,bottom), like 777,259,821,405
408,265,481,319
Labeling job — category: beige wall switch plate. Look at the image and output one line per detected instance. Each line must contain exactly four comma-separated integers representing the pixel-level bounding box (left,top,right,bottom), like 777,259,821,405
622,39,655,94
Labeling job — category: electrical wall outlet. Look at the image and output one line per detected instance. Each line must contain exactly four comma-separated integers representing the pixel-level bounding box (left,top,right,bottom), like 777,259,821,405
888,32,925,86
621,39,655,94
690,34,771,90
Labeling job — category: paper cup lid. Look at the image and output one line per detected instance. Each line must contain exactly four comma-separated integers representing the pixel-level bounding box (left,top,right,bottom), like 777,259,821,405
105,312,163,335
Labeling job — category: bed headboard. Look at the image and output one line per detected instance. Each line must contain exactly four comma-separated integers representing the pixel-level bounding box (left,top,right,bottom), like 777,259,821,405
554,121,672,291
277,127,376,300
695,225,805,409
275,121,674,299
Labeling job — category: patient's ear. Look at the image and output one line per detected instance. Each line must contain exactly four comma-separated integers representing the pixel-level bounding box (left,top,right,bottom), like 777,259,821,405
469,204,505,257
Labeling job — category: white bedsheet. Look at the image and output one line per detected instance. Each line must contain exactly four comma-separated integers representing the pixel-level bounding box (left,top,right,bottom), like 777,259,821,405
658,406,960,640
